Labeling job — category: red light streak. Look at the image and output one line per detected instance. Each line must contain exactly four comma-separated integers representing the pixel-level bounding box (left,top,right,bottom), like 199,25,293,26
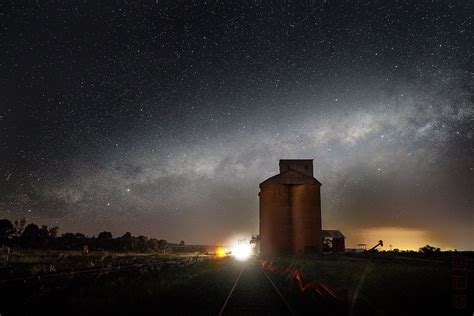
260,259,338,300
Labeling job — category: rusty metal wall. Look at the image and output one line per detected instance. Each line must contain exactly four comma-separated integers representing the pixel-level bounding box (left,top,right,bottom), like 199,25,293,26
332,238,345,253
290,184,322,255
259,182,292,255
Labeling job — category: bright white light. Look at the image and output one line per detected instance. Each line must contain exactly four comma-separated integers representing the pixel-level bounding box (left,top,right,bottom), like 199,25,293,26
231,243,252,261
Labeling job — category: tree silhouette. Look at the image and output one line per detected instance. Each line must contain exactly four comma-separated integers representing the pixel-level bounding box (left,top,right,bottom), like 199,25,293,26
48,226,59,237
419,244,441,254
158,239,167,253
1,218,175,253
21,224,48,248
98,231,113,240
14,218,26,236
0,219,15,241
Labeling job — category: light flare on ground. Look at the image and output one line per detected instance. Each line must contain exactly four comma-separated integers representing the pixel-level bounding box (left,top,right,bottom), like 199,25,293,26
231,243,252,261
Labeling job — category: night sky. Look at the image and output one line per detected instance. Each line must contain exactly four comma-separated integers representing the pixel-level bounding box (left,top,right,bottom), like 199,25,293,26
1,0,472,250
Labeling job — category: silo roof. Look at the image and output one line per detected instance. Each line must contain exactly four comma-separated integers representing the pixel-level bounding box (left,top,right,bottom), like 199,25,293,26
259,169,322,187
322,230,345,238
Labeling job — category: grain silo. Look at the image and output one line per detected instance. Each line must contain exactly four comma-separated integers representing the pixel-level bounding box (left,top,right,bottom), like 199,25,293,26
259,159,322,256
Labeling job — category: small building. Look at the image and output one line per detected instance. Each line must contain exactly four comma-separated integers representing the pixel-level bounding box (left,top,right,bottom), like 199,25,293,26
322,230,346,253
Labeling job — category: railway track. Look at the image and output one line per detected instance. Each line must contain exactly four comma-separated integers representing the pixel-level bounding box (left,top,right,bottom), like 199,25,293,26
218,260,295,316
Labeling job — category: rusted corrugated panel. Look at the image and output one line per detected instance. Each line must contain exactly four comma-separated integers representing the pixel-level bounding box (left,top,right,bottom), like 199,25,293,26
259,182,292,256
322,230,345,238
332,238,346,253
259,170,321,186
291,184,322,255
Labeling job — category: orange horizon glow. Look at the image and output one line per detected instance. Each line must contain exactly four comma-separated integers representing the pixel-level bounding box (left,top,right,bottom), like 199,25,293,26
347,226,453,251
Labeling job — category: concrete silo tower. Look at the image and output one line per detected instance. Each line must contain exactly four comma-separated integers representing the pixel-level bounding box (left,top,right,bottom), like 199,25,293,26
259,159,322,256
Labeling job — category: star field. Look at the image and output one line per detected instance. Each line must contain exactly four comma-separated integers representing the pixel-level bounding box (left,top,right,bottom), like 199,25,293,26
1,0,472,249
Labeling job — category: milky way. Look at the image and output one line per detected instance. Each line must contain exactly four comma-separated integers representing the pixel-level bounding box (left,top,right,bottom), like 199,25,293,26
1,1,472,249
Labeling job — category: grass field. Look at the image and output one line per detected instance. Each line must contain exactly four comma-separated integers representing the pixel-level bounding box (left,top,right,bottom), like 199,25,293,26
0,250,236,315
268,252,473,315
1,249,201,276
0,250,472,315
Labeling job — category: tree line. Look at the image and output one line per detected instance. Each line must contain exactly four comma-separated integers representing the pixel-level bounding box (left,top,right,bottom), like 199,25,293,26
0,218,167,253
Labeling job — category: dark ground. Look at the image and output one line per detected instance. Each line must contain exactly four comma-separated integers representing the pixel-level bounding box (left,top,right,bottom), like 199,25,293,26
0,251,472,315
